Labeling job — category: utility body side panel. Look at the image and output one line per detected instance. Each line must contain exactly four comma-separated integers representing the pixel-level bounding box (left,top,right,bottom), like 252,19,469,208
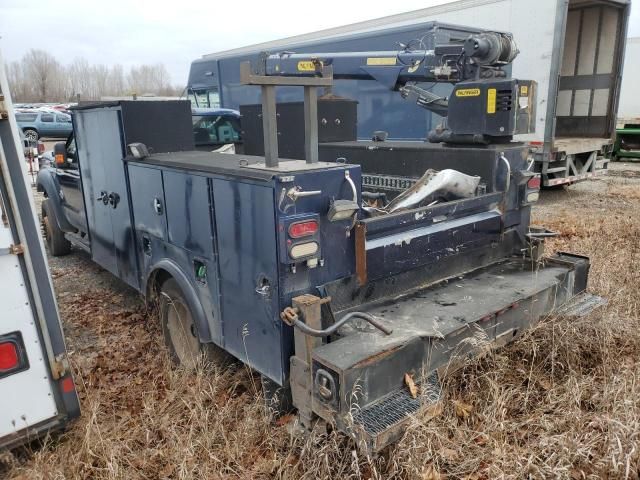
127,152,363,384
211,178,282,379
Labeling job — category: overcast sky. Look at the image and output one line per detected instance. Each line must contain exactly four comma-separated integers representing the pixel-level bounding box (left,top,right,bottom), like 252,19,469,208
1,0,638,86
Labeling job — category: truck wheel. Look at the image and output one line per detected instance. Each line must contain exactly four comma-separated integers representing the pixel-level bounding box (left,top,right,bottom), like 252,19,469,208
158,278,229,368
42,199,71,256
24,129,38,142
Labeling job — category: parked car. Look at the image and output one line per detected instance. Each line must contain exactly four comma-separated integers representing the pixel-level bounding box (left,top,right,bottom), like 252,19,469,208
191,108,241,151
15,111,74,141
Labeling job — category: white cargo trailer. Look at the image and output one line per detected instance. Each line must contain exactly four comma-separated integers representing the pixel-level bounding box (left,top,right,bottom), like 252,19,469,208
193,0,630,186
618,37,640,119
0,50,80,450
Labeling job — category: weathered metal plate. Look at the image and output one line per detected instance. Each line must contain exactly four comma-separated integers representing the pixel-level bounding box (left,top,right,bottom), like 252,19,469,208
553,292,607,317
316,258,575,372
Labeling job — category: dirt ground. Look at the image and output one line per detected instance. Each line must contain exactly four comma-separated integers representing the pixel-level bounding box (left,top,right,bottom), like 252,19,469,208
2,161,640,479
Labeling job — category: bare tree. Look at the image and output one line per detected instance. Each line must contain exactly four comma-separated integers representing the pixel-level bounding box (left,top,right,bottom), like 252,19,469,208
68,57,92,100
127,63,173,95
6,61,29,102
6,50,182,102
22,49,63,102
107,65,125,97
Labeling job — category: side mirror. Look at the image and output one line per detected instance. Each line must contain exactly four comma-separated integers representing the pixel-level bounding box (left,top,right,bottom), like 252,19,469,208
53,142,68,167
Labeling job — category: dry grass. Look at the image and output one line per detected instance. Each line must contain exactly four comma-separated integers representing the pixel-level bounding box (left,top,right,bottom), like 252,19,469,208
2,174,640,479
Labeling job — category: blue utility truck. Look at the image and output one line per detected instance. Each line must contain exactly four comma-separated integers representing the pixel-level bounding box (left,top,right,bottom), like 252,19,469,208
37,29,601,450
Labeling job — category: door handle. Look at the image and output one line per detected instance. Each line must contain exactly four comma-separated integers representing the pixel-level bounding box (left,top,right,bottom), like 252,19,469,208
97,190,108,205
287,186,322,201
153,197,163,215
108,192,120,209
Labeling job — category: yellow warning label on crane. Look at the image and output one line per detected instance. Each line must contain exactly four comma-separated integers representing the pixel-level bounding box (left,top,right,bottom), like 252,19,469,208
366,57,397,66
487,88,497,114
297,61,316,72
520,85,528,95
455,88,481,97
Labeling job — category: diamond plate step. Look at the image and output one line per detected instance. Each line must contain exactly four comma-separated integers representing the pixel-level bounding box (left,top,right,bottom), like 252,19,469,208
353,372,440,436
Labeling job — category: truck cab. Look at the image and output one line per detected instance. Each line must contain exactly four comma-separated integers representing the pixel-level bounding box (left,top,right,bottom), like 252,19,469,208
37,133,86,256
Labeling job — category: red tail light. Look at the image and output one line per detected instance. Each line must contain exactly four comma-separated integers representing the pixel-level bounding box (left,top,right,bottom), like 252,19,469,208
527,176,541,190
288,220,318,238
61,376,75,393
0,342,19,371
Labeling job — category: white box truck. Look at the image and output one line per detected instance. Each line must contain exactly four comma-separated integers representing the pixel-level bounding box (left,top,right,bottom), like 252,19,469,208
189,0,630,186
0,50,80,450
613,37,640,160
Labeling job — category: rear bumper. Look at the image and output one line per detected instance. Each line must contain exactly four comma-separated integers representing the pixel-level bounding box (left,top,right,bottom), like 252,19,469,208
544,169,607,187
0,414,73,451
308,253,592,451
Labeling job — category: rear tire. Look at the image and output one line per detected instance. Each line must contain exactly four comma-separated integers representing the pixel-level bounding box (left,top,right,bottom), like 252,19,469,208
24,129,38,142
42,199,71,256
158,278,229,368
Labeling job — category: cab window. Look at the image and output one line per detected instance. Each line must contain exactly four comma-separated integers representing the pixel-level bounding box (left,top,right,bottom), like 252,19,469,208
188,89,220,108
192,115,241,146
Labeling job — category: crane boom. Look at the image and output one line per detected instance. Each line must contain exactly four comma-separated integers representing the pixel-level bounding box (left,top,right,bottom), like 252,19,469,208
255,31,535,144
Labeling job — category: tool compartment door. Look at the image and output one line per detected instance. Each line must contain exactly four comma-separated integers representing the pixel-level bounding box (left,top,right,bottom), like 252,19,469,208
211,178,282,382
75,108,139,289
0,207,57,439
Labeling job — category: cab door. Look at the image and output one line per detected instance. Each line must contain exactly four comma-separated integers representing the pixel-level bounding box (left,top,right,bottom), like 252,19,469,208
75,108,139,289
56,136,86,232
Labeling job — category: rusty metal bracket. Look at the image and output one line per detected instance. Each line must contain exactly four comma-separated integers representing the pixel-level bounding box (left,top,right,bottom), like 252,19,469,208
289,294,328,427
50,353,69,380
280,306,299,326
9,243,24,255
355,222,367,286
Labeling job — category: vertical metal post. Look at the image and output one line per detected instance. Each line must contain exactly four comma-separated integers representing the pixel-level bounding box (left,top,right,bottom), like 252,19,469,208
304,86,318,164
290,294,324,427
261,84,279,167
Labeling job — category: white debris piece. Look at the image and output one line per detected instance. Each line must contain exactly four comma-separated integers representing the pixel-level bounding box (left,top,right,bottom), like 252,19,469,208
385,169,480,213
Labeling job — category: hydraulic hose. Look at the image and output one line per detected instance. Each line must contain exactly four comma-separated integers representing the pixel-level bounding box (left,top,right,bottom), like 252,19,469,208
289,311,392,337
